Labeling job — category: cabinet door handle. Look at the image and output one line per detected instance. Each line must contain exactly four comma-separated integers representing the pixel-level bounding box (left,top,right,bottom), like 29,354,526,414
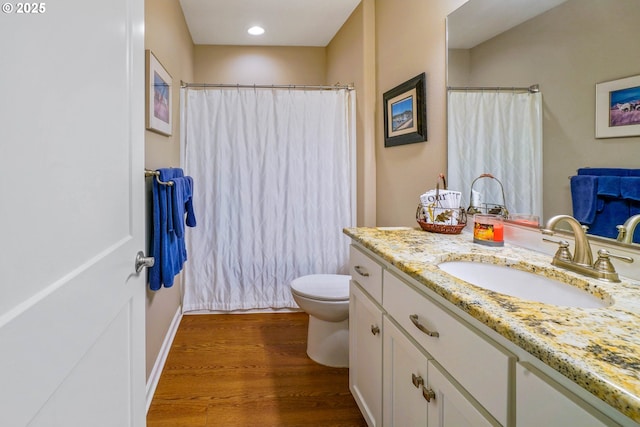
370,325,380,335
354,265,370,277
411,373,424,388
422,386,436,402
409,314,439,337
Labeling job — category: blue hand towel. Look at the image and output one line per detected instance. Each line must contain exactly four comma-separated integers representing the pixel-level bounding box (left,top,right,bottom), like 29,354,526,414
570,175,598,224
149,168,185,291
171,178,185,239
171,176,197,239
160,168,184,288
621,177,640,202
585,176,628,240
597,176,621,198
621,177,640,243
587,198,629,239
149,179,162,291
185,176,197,228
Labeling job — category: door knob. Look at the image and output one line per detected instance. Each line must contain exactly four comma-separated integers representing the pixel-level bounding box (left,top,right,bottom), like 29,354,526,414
135,251,155,273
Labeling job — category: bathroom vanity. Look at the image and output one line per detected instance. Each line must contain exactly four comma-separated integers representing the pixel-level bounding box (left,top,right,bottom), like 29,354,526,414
345,227,640,427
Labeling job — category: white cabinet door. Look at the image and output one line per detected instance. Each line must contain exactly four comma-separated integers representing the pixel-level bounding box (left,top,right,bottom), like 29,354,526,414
0,0,146,425
427,361,496,427
516,363,617,427
383,317,429,427
350,282,383,427
384,270,511,425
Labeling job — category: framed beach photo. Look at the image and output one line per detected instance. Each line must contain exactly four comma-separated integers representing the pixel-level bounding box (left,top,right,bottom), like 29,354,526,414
595,74,640,138
146,50,172,136
383,73,427,147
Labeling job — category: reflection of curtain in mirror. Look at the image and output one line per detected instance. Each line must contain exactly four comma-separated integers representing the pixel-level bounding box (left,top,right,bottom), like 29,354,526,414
447,91,542,218
180,88,356,312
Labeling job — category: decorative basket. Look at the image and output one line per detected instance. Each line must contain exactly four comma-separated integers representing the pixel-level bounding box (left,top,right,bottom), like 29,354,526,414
416,205,467,234
466,173,510,219
416,173,467,234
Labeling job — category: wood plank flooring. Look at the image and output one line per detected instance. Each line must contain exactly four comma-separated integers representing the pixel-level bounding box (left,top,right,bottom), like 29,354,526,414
147,312,367,427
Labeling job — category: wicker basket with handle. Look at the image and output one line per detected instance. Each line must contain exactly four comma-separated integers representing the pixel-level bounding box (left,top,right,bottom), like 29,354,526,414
416,174,467,234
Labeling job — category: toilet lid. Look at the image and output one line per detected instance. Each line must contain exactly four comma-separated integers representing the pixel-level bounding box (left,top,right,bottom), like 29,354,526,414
290,274,351,301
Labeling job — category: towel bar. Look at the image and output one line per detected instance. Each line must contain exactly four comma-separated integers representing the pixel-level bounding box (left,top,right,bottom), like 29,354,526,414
145,169,174,186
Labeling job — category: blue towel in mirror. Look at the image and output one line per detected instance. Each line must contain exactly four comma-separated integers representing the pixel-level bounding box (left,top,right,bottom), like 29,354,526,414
577,168,630,176
621,177,640,243
621,177,640,203
587,198,629,239
570,175,598,224
587,176,628,239
574,169,640,241
597,176,621,198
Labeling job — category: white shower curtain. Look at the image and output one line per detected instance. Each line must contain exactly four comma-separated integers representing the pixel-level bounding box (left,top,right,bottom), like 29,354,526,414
447,91,543,218
181,88,356,312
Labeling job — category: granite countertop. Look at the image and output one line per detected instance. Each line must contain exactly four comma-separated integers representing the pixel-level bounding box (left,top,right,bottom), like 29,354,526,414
344,226,640,424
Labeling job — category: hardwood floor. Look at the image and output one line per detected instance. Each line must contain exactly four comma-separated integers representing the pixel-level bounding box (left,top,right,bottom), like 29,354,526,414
147,312,367,427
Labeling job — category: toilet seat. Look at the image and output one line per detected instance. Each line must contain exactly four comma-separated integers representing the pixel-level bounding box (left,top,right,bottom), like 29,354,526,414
290,274,350,301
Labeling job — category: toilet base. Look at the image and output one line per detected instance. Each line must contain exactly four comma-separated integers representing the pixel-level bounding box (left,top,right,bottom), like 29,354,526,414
306,315,349,368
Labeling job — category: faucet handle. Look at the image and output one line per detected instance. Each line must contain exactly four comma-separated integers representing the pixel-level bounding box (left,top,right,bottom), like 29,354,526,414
596,249,634,264
593,250,616,274
543,238,572,262
593,249,633,277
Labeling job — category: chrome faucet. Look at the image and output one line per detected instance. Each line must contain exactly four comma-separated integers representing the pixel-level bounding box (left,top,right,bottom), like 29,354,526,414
542,214,633,282
616,214,640,244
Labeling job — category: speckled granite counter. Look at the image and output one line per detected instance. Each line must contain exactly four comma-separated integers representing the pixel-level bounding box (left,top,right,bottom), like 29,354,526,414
344,227,640,424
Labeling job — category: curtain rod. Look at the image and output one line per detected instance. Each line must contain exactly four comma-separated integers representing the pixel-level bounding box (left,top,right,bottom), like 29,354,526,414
447,84,540,93
180,81,354,91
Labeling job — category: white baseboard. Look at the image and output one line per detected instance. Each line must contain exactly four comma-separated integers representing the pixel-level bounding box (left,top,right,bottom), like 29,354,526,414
146,306,183,413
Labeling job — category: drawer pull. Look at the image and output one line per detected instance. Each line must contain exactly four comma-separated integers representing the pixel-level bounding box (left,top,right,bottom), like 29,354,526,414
422,386,436,402
354,265,370,277
371,325,380,335
409,314,439,337
411,373,424,388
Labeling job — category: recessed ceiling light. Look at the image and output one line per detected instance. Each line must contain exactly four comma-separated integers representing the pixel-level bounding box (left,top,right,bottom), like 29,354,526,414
248,26,265,36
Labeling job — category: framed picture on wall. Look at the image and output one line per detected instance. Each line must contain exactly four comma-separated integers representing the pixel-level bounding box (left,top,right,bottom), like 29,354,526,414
145,50,172,136
383,73,427,147
595,74,640,138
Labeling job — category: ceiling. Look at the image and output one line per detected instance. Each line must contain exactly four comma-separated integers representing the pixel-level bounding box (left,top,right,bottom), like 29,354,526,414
179,0,361,47
447,0,568,49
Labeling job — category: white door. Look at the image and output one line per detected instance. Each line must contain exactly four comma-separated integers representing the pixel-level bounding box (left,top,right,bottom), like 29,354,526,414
0,0,146,426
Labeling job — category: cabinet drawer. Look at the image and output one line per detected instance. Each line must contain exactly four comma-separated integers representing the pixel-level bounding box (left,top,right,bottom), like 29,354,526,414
383,270,512,426
349,245,383,304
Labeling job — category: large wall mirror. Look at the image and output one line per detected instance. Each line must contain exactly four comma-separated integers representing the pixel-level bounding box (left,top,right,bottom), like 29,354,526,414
446,0,640,246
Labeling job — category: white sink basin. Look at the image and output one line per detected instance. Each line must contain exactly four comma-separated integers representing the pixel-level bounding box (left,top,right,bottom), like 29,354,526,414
438,261,609,308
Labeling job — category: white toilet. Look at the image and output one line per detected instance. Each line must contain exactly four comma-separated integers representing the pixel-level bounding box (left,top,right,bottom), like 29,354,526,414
290,274,351,367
